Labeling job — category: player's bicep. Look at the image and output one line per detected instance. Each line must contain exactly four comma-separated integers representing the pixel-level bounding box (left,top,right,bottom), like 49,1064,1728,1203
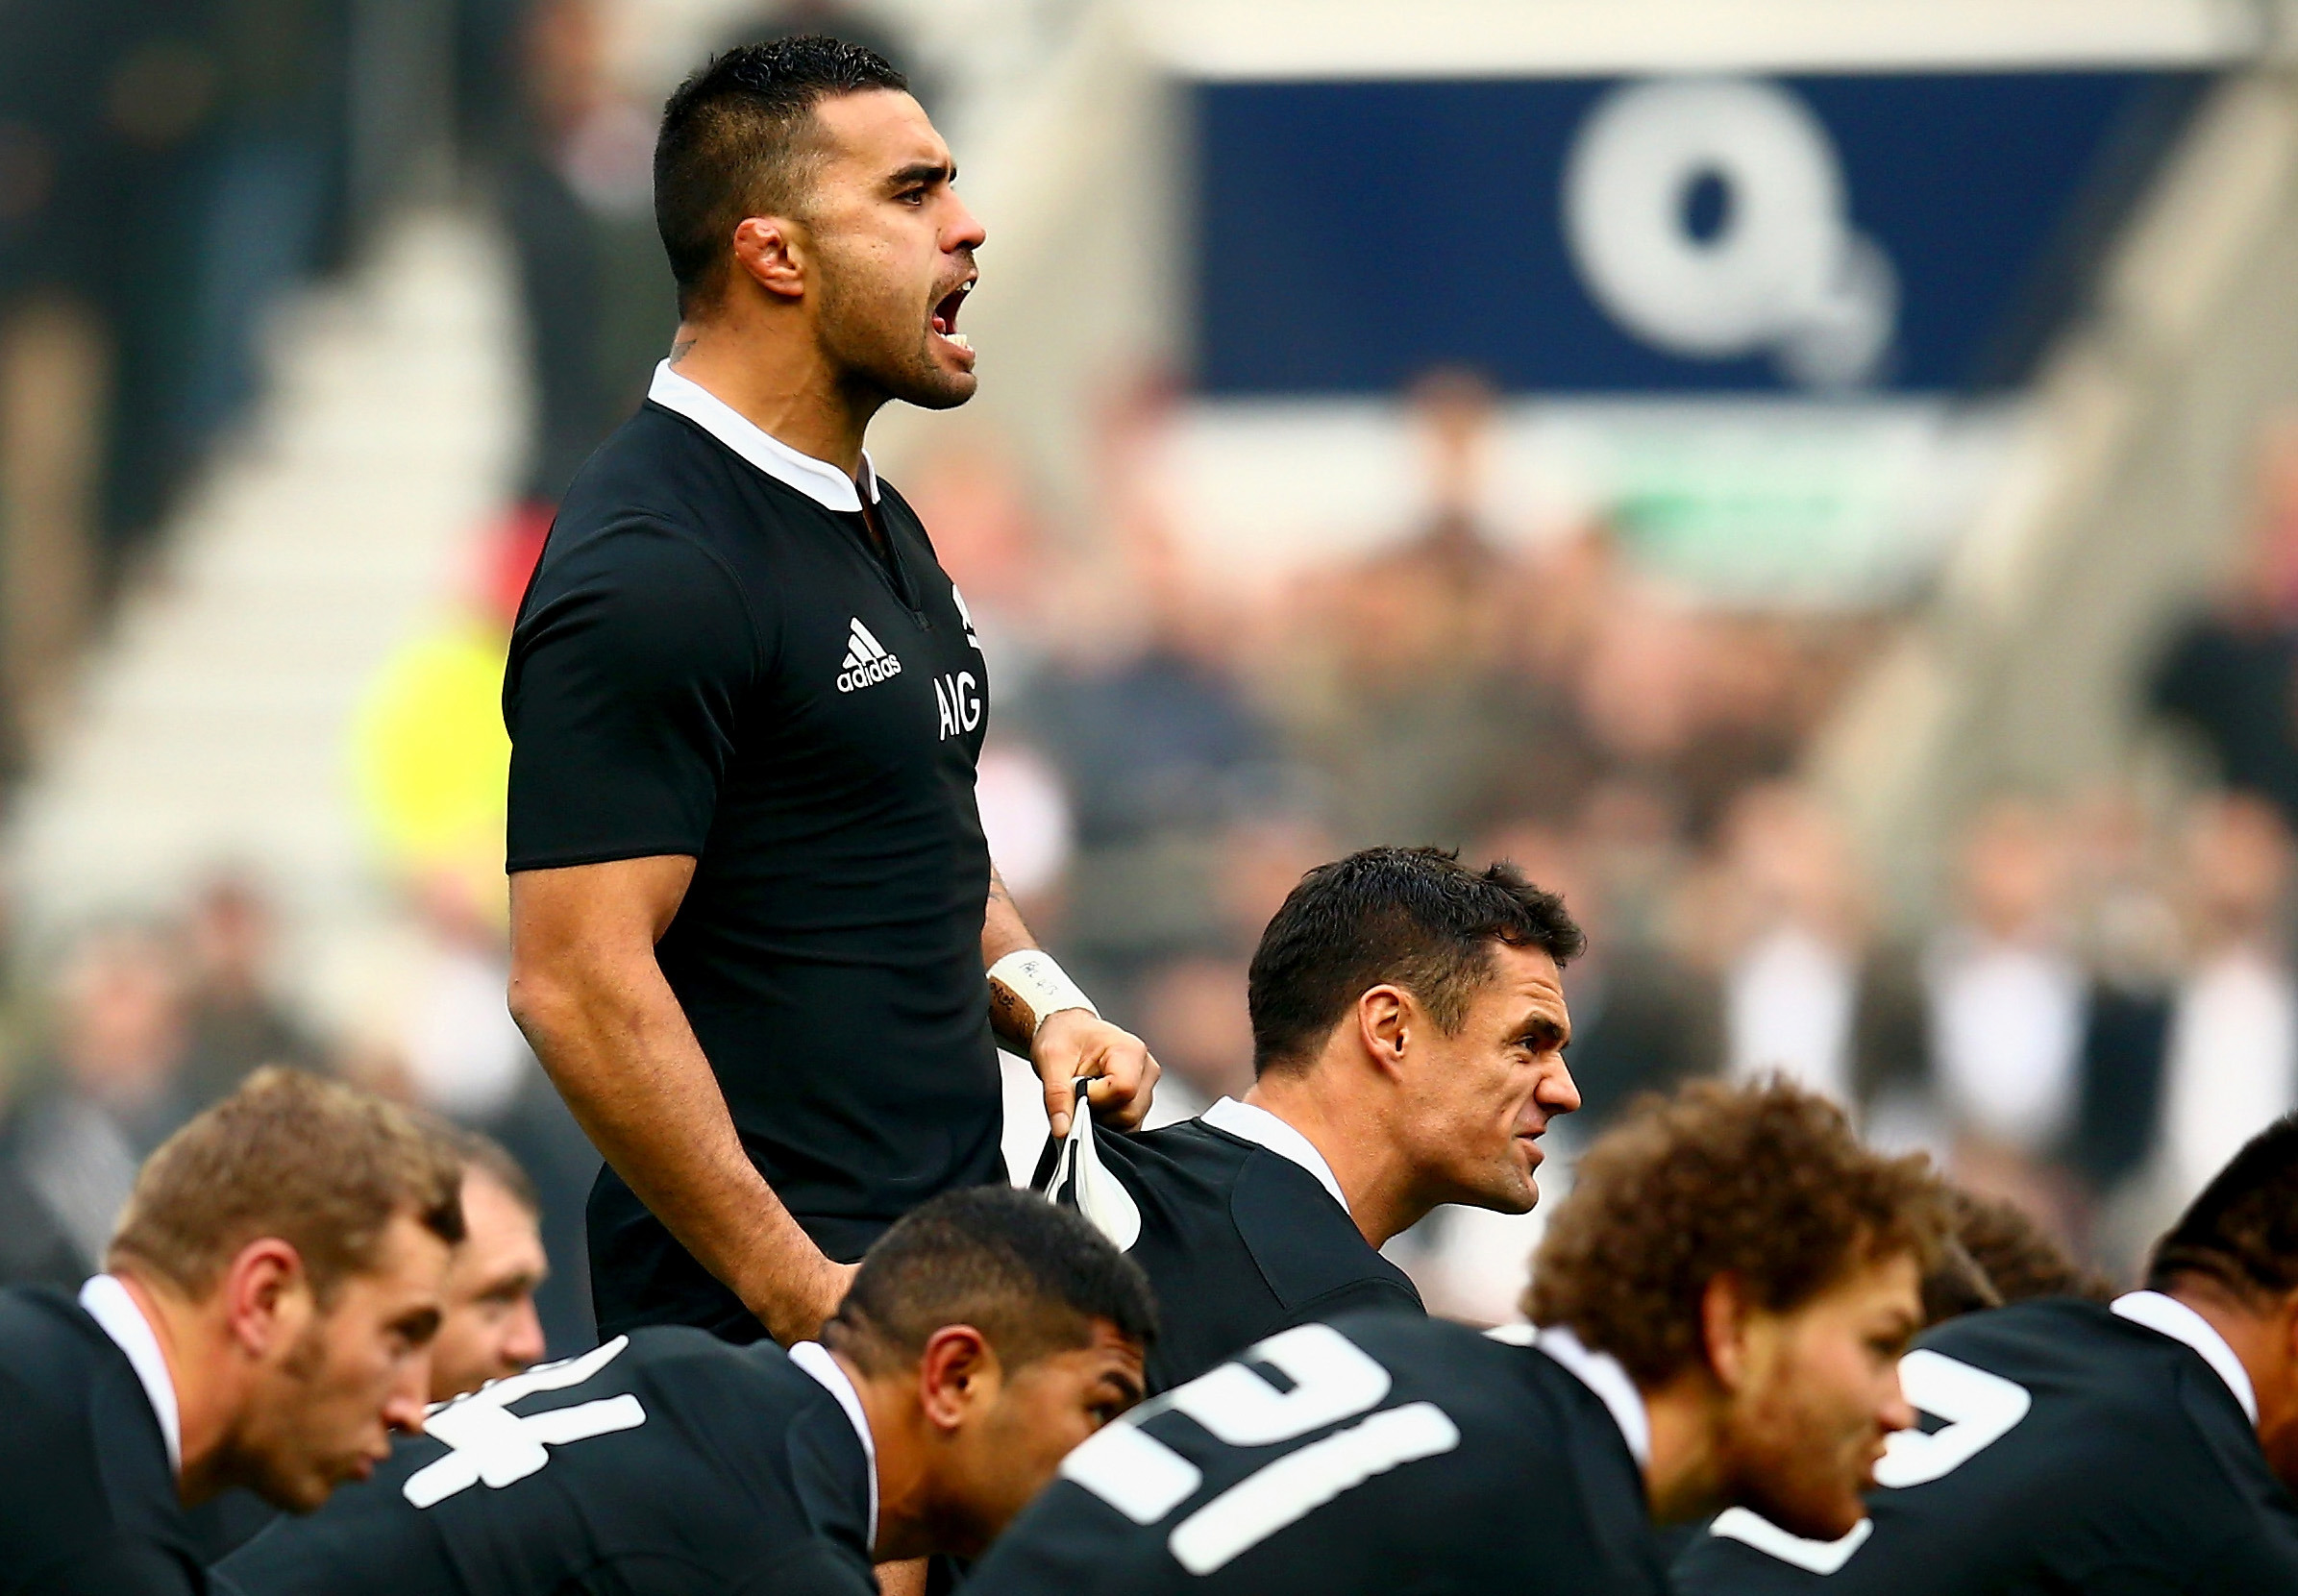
505,523,759,870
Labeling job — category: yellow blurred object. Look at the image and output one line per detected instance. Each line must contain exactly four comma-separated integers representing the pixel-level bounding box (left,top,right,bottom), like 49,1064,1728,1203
350,619,511,921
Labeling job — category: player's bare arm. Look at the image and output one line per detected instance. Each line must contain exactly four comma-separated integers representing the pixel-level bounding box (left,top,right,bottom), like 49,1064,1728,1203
507,856,854,1344
982,863,1160,1138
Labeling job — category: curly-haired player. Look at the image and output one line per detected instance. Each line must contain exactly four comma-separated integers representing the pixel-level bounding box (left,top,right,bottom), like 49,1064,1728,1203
965,1079,1940,1596
1676,1115,2298,1594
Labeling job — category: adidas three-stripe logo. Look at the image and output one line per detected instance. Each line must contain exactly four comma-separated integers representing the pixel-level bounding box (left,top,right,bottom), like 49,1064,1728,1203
835,618,902,694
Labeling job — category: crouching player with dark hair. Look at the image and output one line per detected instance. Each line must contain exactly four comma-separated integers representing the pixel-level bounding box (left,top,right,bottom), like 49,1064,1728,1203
1675,1115,2298,1594
0,1068,466,1595
218,1188,1154,1595
970,1079,1940,1596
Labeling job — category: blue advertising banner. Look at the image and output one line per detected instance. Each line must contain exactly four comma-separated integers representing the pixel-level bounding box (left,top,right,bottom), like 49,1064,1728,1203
1193,72,2205,396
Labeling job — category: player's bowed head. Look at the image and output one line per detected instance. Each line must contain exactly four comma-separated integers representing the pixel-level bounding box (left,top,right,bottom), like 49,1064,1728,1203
2144,1112,2298,1490
1527,1078,1945,1541
822,1186,1158,1560
102,1068,466,1510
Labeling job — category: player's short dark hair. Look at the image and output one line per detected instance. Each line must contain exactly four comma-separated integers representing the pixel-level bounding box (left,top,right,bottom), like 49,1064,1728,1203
826,1187,1156,1377
1528,1078,1944,1387
1247,846,1583,1075
655,35,910,315
2147,1113,2298,1301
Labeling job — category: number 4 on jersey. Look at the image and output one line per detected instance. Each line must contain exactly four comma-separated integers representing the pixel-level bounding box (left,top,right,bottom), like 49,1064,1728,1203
1059,1323,1462,1576
404,1337,648,1509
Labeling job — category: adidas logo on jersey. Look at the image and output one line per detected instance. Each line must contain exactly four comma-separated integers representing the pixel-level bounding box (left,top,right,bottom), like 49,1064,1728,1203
836,618,902,693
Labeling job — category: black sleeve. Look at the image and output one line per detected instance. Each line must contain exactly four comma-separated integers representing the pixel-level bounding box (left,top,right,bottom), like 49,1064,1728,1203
505,521,764,872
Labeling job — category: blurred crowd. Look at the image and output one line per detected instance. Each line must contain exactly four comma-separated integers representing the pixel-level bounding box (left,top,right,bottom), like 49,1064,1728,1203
0,0,892,763
5,0,2297,1348
0,870,599,1354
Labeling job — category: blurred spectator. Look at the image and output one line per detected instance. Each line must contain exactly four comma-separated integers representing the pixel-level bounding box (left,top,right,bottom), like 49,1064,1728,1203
180,872,321,1107
0,925,193,1279
1017,380,1279,973
974,739,1075,928
2157,793,2298,1205
2151,413,2298,826
2064,786,2180,1194
1479,814,1718,1130
1213,813,1337,951
903,433,1058,695
1279,368,1541,844
394,872,532,1127
1922,798,2093,1238
1130,954,1253,1126
1715,783,1925,1113
1925,798,2087,1157
496,0,677,503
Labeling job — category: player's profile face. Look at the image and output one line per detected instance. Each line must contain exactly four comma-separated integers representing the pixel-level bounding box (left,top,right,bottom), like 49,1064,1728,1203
1720,1249,1923,1541
802,89,984,411
235,1212,452,1510
950,1317,1145,1556
1393,942,1578,1213
427,1170,549,1403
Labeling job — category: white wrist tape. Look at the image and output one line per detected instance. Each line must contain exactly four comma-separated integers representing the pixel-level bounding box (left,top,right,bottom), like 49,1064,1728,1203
988,949,1099,1038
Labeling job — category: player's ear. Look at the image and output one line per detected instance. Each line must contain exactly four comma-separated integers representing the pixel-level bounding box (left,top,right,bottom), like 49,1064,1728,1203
917,1324,1002,1432
731,215,806,301
1698,1272,1752,1392
2277,1287,2298,1380
219,1236,313,1360
1355,985,1412,1078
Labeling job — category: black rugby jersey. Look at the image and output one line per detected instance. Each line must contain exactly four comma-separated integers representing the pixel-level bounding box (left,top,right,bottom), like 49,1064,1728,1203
1044,1104,1421,1393
964,1312,1666,1596
504,363,1002,1337
1672,1295,2298,1595
0,1285,205,1595
219,1328,875,1596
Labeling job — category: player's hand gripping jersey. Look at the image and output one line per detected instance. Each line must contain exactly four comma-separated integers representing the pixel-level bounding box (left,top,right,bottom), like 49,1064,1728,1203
963,1312,1667,1596
1672,1297,2298,1596
218,1329,876,1596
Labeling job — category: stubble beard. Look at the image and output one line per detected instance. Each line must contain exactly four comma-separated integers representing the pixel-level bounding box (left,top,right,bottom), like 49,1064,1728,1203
239,1316,358,1512
815,248,977,412
1721,1383,1869,1542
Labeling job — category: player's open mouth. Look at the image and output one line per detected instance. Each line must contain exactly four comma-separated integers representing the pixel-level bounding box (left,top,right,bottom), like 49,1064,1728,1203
931,280,974,356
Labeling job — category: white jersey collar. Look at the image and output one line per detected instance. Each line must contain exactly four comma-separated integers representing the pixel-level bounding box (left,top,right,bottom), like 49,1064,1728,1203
1500,1323,1652,1469
80,1274,182,1476
1203,1097,1350,1215
646,360,879,512
789,1341,879,1554
2113,1289,2259,1424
